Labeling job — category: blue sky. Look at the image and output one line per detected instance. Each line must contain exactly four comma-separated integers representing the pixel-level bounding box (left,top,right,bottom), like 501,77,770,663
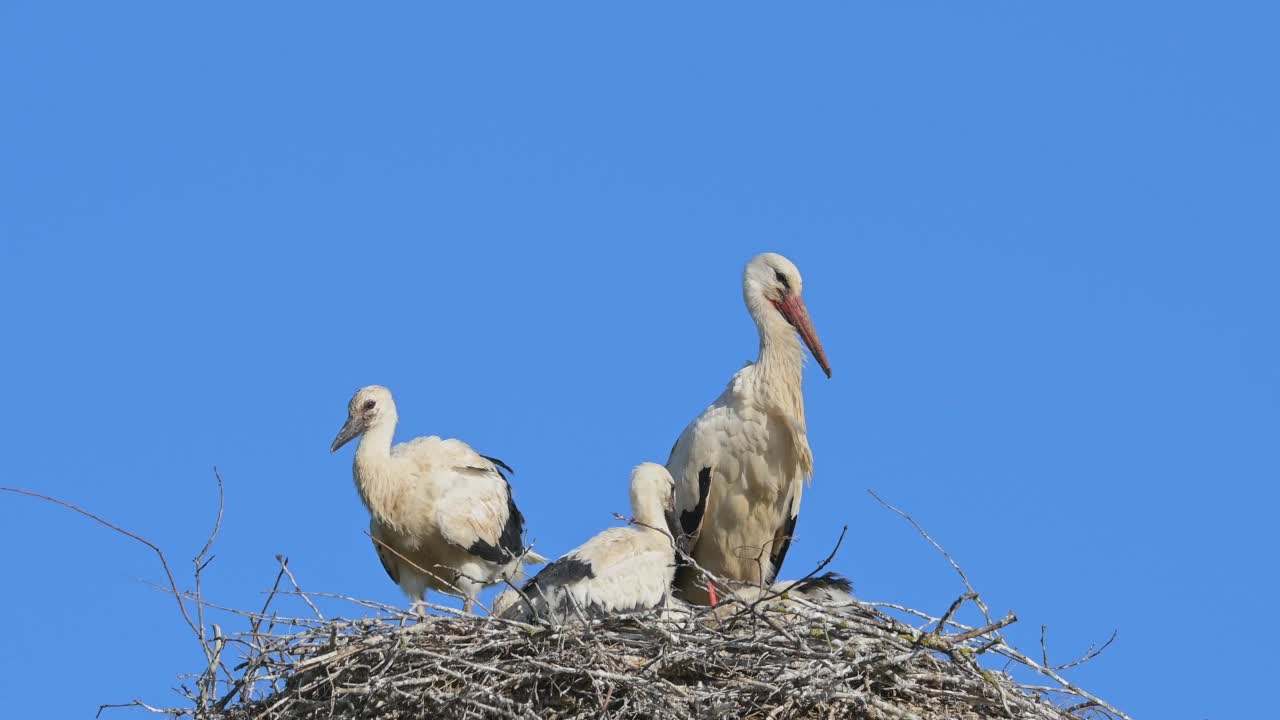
1,3,1276,718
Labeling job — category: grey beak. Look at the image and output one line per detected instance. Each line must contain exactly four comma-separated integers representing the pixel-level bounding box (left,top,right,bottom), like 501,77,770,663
330,415,367,453
664,505,684,551
663,491,689,554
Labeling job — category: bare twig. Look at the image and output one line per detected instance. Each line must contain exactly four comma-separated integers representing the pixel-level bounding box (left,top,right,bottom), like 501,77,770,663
276,555,324,621
868,489,994,624
96,699,178,718
933,592,978,637
194,468,227,707
776,525,848,592
946,610,1018,644
1056,629,1118,671
0,486,203,645
364,531,491,616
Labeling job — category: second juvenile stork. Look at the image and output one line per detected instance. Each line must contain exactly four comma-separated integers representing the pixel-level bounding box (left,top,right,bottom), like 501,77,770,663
667,253,832,605
494,463,693,624
330,385,546,614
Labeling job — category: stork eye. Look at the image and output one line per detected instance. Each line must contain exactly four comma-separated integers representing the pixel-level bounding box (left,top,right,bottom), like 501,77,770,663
774,271,791,290
362,400,377,411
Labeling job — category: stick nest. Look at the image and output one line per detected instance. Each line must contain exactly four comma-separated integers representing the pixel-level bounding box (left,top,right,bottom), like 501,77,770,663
189,590,1119,720
8,478,1121,720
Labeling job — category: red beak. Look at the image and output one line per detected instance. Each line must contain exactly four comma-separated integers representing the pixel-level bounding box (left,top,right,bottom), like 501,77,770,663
773,295,832,378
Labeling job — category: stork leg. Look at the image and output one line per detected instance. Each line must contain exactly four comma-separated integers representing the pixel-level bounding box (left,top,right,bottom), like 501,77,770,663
411,592,428,620
707,581,719,607
463,598,474,615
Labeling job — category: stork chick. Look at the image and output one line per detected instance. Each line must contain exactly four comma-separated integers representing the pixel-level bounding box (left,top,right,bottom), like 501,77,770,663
495,463,680,624
667,253,831,605
330,385,545,615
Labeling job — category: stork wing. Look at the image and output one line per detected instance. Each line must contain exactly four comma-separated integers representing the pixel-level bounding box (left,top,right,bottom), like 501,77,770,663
507,551,596,621
665,466,711,554
665,402,739,554
370,522,400,584
432,441,527,566
508,528,671,623
766,491,801,585
479,453,515,479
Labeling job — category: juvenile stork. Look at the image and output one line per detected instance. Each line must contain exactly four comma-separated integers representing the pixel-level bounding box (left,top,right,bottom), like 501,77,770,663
667,253,831,605
494,463,684,624
330,385,546,614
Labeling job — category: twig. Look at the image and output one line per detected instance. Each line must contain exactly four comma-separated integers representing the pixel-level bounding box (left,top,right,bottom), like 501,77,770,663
1056,630,1118,671
945,610,1018,644
364,531,491,616
933,592,978,637
276,555,324,621
194,468,226,707
868,489,993,624
0,486,203,645
96,699,177,717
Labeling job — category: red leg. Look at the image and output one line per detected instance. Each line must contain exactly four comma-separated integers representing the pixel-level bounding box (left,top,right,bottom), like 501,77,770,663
707,581,719,607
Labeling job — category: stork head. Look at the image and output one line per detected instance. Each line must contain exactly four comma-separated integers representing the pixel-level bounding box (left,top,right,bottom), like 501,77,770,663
330,385,397,453
629,462,676,530
743,253,832,378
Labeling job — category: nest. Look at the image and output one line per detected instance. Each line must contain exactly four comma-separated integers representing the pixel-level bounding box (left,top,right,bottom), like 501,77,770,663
7,480,1122,720
171,583,1123,720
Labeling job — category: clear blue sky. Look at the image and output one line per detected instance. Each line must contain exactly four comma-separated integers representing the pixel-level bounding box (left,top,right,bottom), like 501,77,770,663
1,3,1276,718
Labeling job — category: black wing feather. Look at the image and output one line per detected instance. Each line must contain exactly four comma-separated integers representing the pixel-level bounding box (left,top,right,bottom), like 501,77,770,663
790,571,852,597
480,454,514,478
502,556,597,622
373,539,399,584
766,502,800,585
679,467,713,537
670,466,715,597
466,481,527,563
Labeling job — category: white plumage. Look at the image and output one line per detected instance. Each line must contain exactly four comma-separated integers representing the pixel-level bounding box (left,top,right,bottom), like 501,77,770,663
330,385,545,614
495,463,678,624
667,253,831,604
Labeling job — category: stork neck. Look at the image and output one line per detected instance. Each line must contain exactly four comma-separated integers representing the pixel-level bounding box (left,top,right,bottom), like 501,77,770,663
630,478,672,536
352,418,402,522
355,418,395,461
633,500,670,537
753,316,806,417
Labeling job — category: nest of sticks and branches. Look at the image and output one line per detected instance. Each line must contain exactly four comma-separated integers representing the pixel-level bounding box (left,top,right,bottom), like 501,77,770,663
3,478,1128,720
180,585,1121,720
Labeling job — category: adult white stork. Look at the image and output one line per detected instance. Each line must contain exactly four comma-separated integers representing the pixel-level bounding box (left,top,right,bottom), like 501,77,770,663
494,463,688,624
330,385,546,614
667,252,831,605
